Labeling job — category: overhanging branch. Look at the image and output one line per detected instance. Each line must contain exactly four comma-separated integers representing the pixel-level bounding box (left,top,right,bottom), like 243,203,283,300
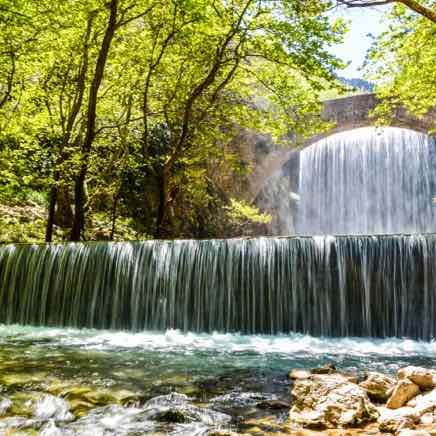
337,0,436,22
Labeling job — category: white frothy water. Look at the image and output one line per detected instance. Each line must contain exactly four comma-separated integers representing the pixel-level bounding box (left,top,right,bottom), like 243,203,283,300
1,324,435,358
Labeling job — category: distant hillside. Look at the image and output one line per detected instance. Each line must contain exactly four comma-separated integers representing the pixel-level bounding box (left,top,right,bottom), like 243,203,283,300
338,77,374,93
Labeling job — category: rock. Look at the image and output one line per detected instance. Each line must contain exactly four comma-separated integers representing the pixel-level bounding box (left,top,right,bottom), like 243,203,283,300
408,389,436,415
208,431,238,436
144,392,189,408
386,379,420,409
0,416,39,431
377,406,419,432
399,367,435,390
420,412,433,424
241,416,290,434
289,374,378,429
34,394,74,422
256,399,289,410
210,391,266,407
360,372,396,403
289,369,312,380
82,388,143,406
155,409,189,423
40,420,70,436
397,430,431,436
310,364,336,375
144,392,231,426
9,391,45,417
60,386,144,416
0,397,12,415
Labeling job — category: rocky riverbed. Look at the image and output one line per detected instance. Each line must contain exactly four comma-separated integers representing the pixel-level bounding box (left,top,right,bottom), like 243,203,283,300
1,325,436,435
3,364,436,435
287,364,436,435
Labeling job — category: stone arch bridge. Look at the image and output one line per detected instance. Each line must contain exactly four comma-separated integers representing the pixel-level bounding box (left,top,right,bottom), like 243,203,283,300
243,93,436,201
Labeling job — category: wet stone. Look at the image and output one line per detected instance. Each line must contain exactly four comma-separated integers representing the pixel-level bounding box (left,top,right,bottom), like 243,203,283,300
359,371,396,403
34,394,74,422
290,374,378,429
0,416,40,431
208,431,239,436
0,397,12,416
397,429,431,436
256,399,289,410
420,412,434,424
241,415,291,434
289,370,312,381
210,392,269,408
9,390,45,417
377,406,420,432
310,364,336,375
155,409,190,423
40,420,71,436
398,367,436,391
408,389,436,415
387,379,421,409
144,392,232,426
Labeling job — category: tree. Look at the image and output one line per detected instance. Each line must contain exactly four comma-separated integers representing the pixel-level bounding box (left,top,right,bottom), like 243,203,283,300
69,0,119,241
365,2,436,128
0,0,347,242
70,0,157,241
125,0,345,237
336,0,436,23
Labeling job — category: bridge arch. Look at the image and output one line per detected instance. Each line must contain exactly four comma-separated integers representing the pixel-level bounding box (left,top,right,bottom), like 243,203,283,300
248,93,436,201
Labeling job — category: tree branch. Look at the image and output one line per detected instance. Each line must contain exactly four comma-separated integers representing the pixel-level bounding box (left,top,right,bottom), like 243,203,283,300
337,0,436,22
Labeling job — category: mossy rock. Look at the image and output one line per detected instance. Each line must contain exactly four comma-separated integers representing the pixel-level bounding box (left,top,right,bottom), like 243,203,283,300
7,391,44,417
155,409,190,423
1,373,50,389
60,386,144,415
68,399,95,417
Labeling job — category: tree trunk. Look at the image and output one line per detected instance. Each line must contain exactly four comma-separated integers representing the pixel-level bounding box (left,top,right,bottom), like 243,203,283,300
52,14,93,241
45,184,58,242
110,192,120,240
155,170,169,239
70,0,118,241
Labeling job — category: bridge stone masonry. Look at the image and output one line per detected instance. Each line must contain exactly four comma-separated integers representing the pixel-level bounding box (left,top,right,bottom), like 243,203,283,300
242,93,436,201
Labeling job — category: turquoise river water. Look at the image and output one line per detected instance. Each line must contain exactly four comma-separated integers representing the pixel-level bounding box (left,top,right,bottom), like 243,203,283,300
0,325,435,435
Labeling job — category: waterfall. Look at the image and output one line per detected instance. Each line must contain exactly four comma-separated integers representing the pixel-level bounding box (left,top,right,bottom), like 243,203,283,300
1,235,436,339
296,127,436,235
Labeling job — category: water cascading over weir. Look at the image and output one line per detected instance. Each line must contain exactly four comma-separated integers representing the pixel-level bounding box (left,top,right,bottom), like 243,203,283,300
1,127,436,340
0,235,436,339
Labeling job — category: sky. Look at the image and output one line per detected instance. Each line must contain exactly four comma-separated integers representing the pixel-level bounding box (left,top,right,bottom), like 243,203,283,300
330,5,391,78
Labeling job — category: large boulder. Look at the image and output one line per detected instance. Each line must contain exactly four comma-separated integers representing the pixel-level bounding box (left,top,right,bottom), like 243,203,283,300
398,367,436,391
377,406,420,432
289,374,378,429
360,372,396,403
387,379,420,409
